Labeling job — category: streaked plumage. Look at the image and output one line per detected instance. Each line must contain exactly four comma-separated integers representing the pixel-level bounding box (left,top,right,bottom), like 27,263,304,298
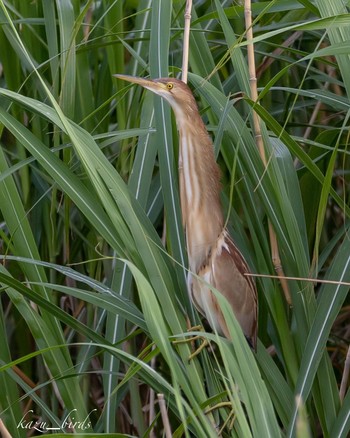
116,75,257,350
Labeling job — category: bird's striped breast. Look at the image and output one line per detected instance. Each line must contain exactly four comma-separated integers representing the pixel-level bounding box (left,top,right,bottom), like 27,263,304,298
178,126,223,272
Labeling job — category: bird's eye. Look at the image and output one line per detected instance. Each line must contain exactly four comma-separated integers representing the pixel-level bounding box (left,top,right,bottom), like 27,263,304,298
167,82,174,90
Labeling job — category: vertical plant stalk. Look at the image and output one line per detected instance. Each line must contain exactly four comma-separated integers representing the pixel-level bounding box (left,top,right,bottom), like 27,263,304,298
149,347,157,438
244,0,292,304
181,0,192,83
157,393,172,438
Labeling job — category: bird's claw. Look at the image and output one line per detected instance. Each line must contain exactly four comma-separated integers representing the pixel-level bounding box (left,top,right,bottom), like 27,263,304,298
172,325,209,361
205,402,236,433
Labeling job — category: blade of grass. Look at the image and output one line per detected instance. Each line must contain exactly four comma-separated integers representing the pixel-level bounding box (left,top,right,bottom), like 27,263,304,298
288,227,350,437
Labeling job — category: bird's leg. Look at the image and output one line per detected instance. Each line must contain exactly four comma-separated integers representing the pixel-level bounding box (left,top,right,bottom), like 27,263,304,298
205,402,236,433
172,323,210,361
219,409,236,434
187,325,209,361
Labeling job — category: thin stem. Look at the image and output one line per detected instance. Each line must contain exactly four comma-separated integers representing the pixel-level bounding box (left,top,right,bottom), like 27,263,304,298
256,31,302,78
303,64,336,143
244,0,291,305
181,0,192,83
157,393,172,438
148,345,157,438
247,272,350,287
244,0,265,162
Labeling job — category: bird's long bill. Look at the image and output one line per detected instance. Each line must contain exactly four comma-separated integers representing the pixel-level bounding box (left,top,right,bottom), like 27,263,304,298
114,74,157,89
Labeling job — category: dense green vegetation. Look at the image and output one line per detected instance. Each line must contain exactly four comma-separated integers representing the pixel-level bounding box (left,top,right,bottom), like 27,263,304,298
0,1,349,436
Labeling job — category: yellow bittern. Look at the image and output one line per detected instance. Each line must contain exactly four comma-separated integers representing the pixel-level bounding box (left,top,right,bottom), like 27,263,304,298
116,75,258,350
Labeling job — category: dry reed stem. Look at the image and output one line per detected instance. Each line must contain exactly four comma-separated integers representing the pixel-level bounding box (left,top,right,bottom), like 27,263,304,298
244,0,292,305
157,393,172,438
181,0,192,83
148,346,157,438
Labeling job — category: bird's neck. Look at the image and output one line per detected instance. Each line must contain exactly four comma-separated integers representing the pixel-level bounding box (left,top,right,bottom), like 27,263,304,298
177,117,224,271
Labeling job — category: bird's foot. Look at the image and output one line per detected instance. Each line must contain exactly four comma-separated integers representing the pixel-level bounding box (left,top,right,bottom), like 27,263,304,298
205,402,235,433
173,325,209,361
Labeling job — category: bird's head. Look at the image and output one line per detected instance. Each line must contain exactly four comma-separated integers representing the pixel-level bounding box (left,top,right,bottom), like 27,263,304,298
115,74,198,121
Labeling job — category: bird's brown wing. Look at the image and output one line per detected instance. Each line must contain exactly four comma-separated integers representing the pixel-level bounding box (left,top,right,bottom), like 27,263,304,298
211,231,258,350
